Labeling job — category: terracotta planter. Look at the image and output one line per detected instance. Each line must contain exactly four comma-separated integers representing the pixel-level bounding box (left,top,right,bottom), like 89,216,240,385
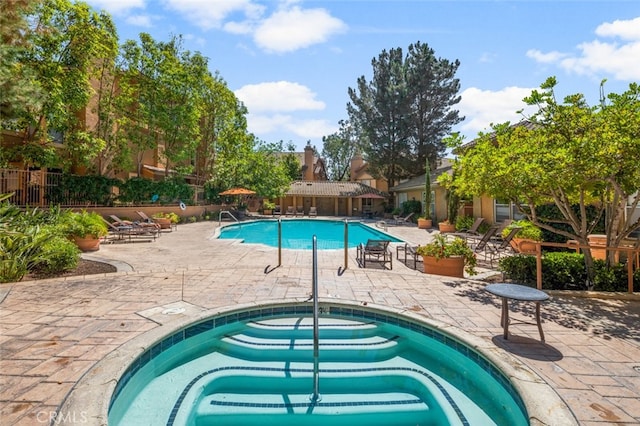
154,218,172,229
511,238,538,254
418,218,432,229
422,255,465,278
73,235,101,252
438,222,456,233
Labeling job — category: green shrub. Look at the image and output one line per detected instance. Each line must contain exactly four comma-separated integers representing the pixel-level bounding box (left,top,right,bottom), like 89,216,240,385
498,255,537,286
502,220,543,241
401,199,422,217
499,251,640,291
455,216,474,231
592,260,640,292
32,234,79,276
542,252,587,290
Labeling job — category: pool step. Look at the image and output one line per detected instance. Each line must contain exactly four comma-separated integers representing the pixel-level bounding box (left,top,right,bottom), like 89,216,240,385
219,334,400,362
218,317,401,362
243,317,381,340
170,364,472,426
191,374,452,426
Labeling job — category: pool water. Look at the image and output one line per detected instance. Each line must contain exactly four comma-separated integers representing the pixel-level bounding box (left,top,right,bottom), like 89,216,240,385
108,305,528,425
218,219,402,249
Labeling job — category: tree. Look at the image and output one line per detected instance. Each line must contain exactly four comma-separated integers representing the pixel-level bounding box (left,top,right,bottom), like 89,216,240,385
321,119,358,181
0,0,41,128
405,42,463,174
347,41,462,186
3,0,118,170
195,73,250,185
451,77,640,284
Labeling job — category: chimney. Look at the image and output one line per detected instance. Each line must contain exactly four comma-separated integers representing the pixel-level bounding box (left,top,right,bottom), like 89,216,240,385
350,152,364,181
304,142,314,181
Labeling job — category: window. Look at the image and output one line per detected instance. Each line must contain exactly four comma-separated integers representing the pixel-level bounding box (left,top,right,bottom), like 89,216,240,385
495,198,525,222
422,190,435,219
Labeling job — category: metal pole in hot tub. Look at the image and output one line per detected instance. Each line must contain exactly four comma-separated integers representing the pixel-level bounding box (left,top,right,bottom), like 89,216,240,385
310,234,321,403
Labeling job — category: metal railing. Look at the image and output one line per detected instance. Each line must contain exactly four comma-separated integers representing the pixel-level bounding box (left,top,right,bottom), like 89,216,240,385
310,234,321,403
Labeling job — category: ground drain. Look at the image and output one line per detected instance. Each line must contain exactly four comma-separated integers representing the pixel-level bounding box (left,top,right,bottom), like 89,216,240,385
162,307,186,315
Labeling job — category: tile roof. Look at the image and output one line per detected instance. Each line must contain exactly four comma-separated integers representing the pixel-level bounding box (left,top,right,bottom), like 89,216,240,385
285,181,388,198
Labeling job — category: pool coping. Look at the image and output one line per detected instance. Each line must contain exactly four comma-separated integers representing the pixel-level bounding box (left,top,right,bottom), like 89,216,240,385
57,298,577,425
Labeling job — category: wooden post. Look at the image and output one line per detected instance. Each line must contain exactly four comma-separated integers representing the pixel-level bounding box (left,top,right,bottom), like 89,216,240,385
536,241,543,290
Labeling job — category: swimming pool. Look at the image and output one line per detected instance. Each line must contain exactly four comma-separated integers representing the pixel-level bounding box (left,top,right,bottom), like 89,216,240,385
107,303,530,425
218,219,402,249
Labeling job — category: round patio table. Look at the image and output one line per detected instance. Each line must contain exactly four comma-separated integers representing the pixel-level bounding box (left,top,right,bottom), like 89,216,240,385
485,283,550,342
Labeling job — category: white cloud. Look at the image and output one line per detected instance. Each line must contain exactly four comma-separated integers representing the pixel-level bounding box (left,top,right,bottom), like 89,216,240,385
246,113,336,141
253,6,347,53
457,86,537,139
526,49,568,64
86,0,146,14
235,81,325,113
125,14,153,28
163,0,265,30
527,16,640,81
596,16,640,41
559,40,640,80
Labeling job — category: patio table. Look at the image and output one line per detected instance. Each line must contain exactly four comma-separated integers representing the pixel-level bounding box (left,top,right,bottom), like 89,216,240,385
485,283,549,342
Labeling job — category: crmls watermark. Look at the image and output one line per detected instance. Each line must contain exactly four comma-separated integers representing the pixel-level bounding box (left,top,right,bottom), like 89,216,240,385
37,410,88,424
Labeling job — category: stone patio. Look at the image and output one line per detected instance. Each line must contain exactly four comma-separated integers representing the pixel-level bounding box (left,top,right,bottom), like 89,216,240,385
1,220,639,425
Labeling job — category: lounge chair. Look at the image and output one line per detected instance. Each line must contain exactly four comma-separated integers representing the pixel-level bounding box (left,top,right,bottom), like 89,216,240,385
102,217,154,243
396,243,422,270
273,205,281,216
135,211,162,232
452,217,485,240
109,215,159,240
357,239,392,270
296,205,304,216
393,212,415,225
309,206,317,217
285,206,295,217
482,226,522,267
468,225,500,253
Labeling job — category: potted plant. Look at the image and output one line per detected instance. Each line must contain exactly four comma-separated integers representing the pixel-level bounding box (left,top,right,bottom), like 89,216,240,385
416,234,477,277
64,210,108,252
153,212,179,229
436,172,459,233
502,220,542,253
262,200,276,215
418,159,433,229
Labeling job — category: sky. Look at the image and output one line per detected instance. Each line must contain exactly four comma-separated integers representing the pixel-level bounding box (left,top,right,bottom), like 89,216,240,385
87,0,640,152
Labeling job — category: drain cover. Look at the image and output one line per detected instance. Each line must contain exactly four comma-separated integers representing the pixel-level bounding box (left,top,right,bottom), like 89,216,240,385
162,307,186,315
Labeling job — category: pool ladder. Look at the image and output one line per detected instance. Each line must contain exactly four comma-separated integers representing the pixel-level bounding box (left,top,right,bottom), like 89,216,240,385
218,210,239,226
310,235,321,403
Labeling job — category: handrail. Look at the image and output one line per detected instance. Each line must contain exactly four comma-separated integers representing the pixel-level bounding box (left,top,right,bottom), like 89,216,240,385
218,210,239,226
532,241,639,294
343,219,349,271
310,234,321,403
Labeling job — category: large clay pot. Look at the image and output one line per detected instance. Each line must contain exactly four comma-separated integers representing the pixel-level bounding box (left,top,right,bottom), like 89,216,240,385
154,218,172,229
422,255,465,278
511,238,538,254
418,218,432,229
73,235,100,252
438,222,456,233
